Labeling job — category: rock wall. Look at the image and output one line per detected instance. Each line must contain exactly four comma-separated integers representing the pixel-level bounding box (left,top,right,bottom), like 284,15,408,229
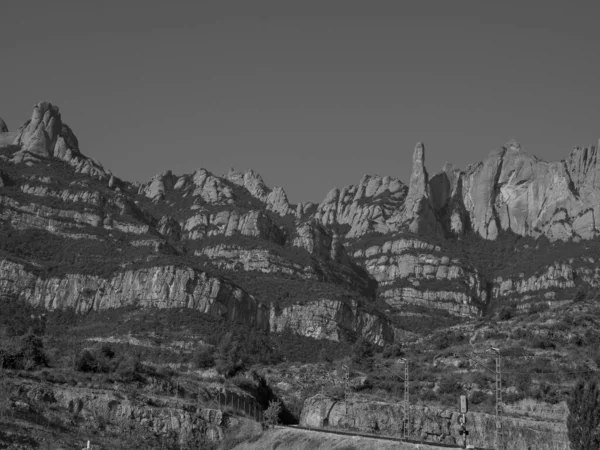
0,259,270,330
353,238,487,317
313,174,407,238
6,377,230,445
270,299,393,346
300,395,569,450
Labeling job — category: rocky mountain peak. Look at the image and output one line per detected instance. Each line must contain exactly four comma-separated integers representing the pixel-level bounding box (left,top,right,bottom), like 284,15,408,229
8,102,112,181
504,139,522,152
15,102,62,156
0,117,7,133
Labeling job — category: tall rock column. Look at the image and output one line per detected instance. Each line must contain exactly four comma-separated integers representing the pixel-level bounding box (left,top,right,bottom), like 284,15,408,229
397,142,441,236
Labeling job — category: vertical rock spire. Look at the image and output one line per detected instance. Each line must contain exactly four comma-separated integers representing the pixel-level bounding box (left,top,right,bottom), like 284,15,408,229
400,142,441,235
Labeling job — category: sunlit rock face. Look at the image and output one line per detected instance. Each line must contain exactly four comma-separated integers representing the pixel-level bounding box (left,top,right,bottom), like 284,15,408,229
432,140,600,241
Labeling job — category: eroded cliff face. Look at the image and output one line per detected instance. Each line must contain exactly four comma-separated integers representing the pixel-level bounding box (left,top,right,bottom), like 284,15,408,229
270,299,393,346
313,174,408,238
300,395,568,450
352,237,487,318
0,259,270,328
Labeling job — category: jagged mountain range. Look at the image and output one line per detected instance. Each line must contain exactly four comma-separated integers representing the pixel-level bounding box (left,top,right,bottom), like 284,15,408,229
1,102,599,345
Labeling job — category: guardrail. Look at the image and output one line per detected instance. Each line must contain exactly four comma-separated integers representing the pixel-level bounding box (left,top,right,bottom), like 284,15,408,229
284,424,493,450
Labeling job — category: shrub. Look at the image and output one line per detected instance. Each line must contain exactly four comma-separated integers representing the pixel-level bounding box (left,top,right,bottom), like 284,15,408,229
319,348,334,363
193,346,215,369
114,355,144,382
498,305,516,321
529,303,549,314
324,386,345,400
100,343,115,360
382,343,403,358
573,286,588,303
19,333,48,368
531,338,556,350
264,399,282,428
351,337,374,364
470,390,488,405
438,373,462,395
75,350,99,373
0,333,48,370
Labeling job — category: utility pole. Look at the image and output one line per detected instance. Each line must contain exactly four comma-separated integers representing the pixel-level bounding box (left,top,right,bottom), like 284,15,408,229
341,364,350,415
454,348,502,450
374,358,409,440
489,347,502,450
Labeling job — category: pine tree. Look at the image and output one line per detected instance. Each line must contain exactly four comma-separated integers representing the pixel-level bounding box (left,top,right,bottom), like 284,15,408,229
567,379,600,450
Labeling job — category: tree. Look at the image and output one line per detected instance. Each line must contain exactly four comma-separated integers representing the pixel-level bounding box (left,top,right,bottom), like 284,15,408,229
567,379,600,450
351,337,374,364
263,399,282,429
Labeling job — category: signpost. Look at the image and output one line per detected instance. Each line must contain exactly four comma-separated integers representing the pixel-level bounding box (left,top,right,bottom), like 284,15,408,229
458,395,468,449
459,395,468,414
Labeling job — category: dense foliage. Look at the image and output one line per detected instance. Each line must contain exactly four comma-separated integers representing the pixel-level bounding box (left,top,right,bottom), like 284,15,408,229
567,380,600,450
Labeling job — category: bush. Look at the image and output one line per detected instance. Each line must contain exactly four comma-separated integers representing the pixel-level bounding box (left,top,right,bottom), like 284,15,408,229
438,373,462,395
498,305,516,321
382,343,403,358
531,338,556,350
100,344,115,360
469,390,488,405
114,355,144,382
0,333,48,370
19,333,48,368
352,337,375,364
193,346,215,369
264,399,282,428
324,386,345,400
75,350,99,373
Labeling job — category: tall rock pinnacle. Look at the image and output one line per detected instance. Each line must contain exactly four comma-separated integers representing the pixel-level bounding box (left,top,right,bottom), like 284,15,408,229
400,142,441,235
0,117,7,133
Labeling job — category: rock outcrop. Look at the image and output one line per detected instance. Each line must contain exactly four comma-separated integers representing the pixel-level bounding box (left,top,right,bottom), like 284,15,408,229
226,168,295,216
14,102,62,156
4,376,233,446
0,117,7,133
353,237,487,317
313,174,407,238
270,299,393,346
11,102,111,180
0,259,270,329
301,395,568,450
432,140,600,241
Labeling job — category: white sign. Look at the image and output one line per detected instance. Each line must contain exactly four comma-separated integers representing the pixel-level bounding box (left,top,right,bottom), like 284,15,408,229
459,395,468,413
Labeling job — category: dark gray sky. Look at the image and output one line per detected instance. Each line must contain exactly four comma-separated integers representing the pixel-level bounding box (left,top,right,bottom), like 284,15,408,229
2,1,599,203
